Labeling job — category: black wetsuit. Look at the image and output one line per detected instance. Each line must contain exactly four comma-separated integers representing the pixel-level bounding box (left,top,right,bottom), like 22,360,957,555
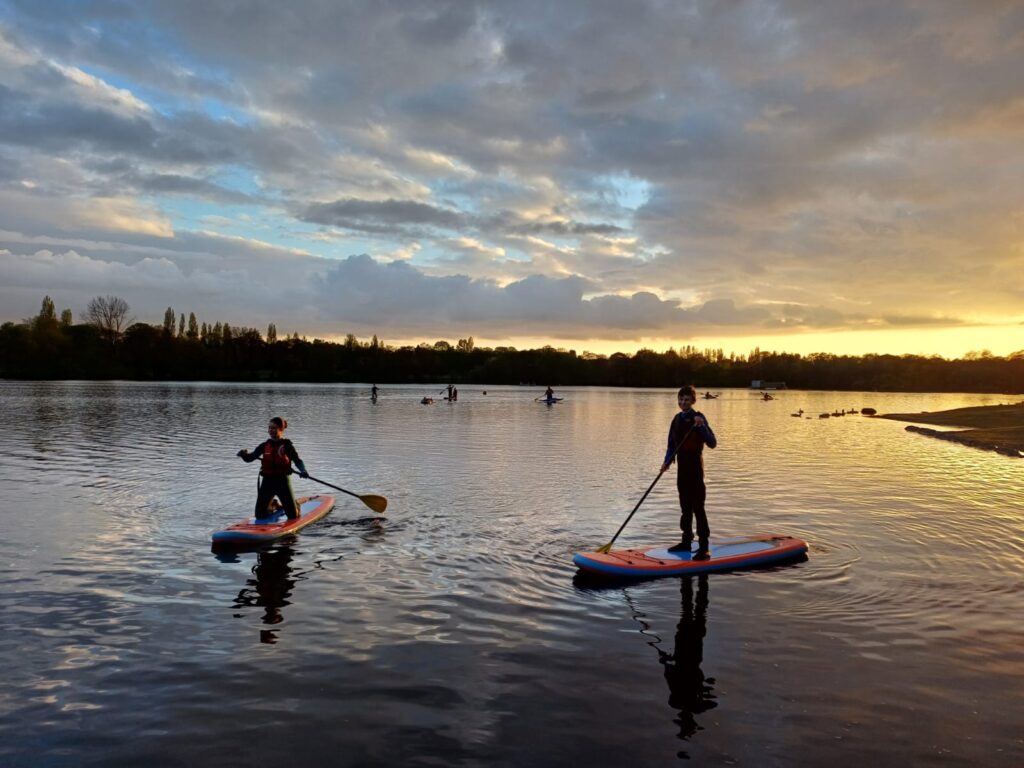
241,438,306,519
664,410,718,547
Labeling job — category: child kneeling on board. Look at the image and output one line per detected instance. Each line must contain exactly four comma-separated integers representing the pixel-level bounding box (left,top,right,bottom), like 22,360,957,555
237,416,309,520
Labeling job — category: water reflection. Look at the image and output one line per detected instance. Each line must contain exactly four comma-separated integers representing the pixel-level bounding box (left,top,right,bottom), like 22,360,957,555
226,546,296,644
660,576,716,754
627,577,717,760
5,382,1023,765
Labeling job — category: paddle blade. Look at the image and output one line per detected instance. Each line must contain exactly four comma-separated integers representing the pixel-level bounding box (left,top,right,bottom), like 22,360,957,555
595,542,613,554
360,494,388,514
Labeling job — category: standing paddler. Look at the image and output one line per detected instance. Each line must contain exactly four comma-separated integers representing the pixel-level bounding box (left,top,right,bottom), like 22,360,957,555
661,386,717,558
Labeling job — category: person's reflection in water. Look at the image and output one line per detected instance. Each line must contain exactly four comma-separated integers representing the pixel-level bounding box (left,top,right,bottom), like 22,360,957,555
657,575,717,756
231,546,295,644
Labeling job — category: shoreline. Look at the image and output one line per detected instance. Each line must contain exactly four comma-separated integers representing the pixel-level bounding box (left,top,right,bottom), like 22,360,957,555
0,377,1022,397
879,403,1024,457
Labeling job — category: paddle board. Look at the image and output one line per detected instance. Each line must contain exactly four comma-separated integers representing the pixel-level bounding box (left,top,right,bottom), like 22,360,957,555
573,534,807,578
211,495,335,546
539,397,564,404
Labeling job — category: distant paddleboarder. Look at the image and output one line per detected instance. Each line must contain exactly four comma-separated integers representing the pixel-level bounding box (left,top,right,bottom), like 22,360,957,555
371,384,379,402
237,416,309,520
544,386,555,401
661,386,717,559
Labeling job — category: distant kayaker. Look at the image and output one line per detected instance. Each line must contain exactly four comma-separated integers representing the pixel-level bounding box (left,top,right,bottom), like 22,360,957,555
661,386,717,559
237,416,309,520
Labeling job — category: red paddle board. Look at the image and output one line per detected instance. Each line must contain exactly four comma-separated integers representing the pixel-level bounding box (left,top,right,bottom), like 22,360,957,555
574,534,807,578
211,495,335,546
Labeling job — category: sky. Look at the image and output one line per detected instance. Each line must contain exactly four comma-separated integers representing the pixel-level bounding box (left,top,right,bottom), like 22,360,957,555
1,0,1022,357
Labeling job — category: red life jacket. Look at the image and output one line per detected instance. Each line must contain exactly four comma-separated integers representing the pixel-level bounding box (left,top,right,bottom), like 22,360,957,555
260,440,292,475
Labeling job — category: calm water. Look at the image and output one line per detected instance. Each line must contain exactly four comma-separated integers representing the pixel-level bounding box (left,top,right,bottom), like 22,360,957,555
2,382,1023,766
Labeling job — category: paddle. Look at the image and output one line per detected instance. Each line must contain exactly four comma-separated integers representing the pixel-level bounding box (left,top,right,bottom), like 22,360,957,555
304,474,388,514
594,422,696,554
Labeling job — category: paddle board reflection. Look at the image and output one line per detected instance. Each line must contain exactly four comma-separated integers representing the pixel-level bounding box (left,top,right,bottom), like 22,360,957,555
232,545,295,644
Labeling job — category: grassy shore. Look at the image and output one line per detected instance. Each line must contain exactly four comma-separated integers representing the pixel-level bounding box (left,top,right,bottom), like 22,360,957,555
879,403,1024,457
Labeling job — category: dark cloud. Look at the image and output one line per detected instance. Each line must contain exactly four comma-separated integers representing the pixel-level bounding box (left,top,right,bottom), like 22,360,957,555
123,173,256,204
312,254,888,337
0,83,158,153
301,198,466,233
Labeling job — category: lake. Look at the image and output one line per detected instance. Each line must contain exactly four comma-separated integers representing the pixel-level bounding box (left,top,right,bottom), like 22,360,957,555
2,382,1022,766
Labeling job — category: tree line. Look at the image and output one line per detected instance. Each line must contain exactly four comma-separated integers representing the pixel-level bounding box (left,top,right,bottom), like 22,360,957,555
2,295,1022,392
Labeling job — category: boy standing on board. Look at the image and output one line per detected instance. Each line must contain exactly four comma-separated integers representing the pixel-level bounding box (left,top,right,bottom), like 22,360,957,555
661,385,717,558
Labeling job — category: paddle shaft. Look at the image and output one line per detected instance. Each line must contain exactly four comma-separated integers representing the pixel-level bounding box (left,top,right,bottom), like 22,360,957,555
305,473,366,503
600,422,697,551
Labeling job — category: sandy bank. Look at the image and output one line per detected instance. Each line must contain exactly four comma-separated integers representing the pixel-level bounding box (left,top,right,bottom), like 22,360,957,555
879,403,1024,457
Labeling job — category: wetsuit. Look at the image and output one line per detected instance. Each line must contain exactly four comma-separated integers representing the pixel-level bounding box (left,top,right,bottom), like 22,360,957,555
664,410,717,548
241,438,307,519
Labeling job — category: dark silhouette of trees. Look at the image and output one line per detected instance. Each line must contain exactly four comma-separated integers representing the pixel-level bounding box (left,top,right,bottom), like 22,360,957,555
83,295,133,344
35,296,57,329
162,307,176,336
2,294,1022,392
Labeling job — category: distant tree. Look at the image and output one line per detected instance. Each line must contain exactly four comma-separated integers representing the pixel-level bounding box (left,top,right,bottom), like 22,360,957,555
344,333,359,349
200,322,208,341
457,336,475,353
370,334,379,349
178,312,185,337
222,323,233,343
211,322,223,343
267,323,277,343
433,340,452,352
60,308,73,328
37,295,57,325
83,295,133,343
187,312,199,340
162,307,176,336
29,296,61,339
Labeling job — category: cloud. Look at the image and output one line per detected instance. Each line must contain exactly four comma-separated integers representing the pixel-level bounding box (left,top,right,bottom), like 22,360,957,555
301,197,466,233
69,196,174,237
0,2,1022,347
311,254,921,338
